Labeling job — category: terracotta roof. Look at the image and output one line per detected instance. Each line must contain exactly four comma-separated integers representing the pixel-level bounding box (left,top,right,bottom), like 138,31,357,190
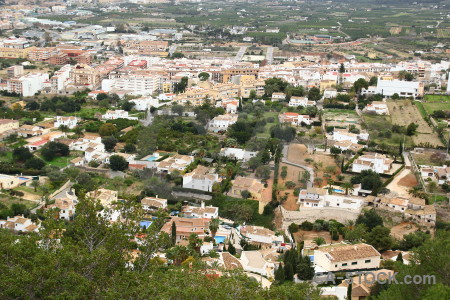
318,243,380,262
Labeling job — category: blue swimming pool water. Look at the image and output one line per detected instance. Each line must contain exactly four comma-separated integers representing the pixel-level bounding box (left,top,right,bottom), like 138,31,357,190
214,236,226,244
18,177,29,180
140,221,153,228
334,189,345,193
145,156,158,161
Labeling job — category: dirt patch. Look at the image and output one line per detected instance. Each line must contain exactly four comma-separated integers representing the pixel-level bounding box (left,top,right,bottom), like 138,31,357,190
387,101,443,147
398,173,418,188
279,163,303,211
292,230,343,244
287,144,341,187
390,222,419,240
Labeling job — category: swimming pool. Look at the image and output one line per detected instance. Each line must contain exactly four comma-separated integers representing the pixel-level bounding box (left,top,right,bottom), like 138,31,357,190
145,156,159,161
333,189,345,193
18,177,30,181
140,221,153,228
214,236,226,244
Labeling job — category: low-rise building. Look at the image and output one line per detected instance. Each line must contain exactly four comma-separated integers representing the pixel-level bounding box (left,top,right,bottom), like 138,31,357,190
352,152,393,174
297,187,366,210
156,154,194,173
208,114,238,132
102,110,138,120
181,202,219,219
141,196,168,211
219,147,257,162
182,165,220,192
288,96,316,107
271,92,286,101
161,217,210,243
278,112,312,126
0,215,40,233
46,198,76,220
363,101,389,115
314,243,381,272
54,116,78,129
230,176,265,200
239,225,283,246
86,188,119,207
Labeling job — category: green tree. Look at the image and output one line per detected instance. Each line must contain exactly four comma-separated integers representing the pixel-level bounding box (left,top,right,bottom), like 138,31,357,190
297,255,315,280
353,78,369,94
102,136,118,152
288,223,299,234
198,72,210,81
25,157,46,170
109,155,128,171
307,87,321,101
13,147,33,162
365,225,393,252
339,63,345,73
356,210,383,231
313,237,326,246
227,242,236,255
99,123,118,137
171,221,177,246
406,123,419,136
209,218,220,237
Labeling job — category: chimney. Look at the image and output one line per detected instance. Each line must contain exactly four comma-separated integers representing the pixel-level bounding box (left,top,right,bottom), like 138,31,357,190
155,195,158,199
201,201,205,208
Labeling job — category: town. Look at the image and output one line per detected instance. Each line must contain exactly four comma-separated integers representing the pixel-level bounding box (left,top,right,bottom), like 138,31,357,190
0,0,449,299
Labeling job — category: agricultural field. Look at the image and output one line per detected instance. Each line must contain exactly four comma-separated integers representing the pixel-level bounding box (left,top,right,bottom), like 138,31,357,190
387,100,443,147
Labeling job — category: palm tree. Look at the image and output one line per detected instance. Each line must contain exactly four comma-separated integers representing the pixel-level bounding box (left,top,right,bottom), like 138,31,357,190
343,182,354,195
314,177,323,187
31,180,40,192
209,218,220,238
313,237,326,246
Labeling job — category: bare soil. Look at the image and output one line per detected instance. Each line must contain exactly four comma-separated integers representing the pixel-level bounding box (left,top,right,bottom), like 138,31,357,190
398,173,418,188
292,230,343,244
390,222,419,240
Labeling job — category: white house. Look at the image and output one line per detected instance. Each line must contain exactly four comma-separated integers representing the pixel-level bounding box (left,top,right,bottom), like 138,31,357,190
102,110,138,120
141,196,168,211
208,114,238,132
182,165,220,192
297,187,366,210
46,198,76,220
54,116,78,129
239,225,283,245
332,129,368,144
288,96,315,107
156,154,194,173
363,101,389,115
279,112,312,126
181,202,219,219
0,215,40,233
240,250,277,277
314,243,381,272
219,147,257,162
271,92,286,101
352,152,393,174
129,96,160,111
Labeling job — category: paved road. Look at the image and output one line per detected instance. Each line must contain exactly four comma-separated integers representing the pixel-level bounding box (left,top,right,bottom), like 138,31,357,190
281,144,315,188
265,46,274,65
234,46,247,62
140,111,154,126
168,44,178,56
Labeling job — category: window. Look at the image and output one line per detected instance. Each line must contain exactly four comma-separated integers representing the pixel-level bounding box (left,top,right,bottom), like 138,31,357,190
351,262,357,265
365,260,371,263
342,263,347,266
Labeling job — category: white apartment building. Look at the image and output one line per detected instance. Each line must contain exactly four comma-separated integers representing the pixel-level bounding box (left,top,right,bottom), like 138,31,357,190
352,152,393,174
7,73,49,96
54,116,78,129
362,80,424,99
314,243,381,272
288,96,316,107
109,74,161,96
208,114,238,132
182,165,220,192
50,64,71,93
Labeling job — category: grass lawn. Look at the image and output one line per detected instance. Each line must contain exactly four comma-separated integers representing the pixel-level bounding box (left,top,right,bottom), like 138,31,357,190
43,151,83,168
362,113,414,147
256,111,279,138
424,94,450,102
0,194,37,209
15,186,43,196
422,102,450,114
0,151,12,162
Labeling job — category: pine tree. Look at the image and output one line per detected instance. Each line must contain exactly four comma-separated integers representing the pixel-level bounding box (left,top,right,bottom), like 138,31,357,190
171,221,177,246
297,256,315,281
285,262,294,281
227,242,236,255
275,264,285,282
396,252,404,264
347,283,352,299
